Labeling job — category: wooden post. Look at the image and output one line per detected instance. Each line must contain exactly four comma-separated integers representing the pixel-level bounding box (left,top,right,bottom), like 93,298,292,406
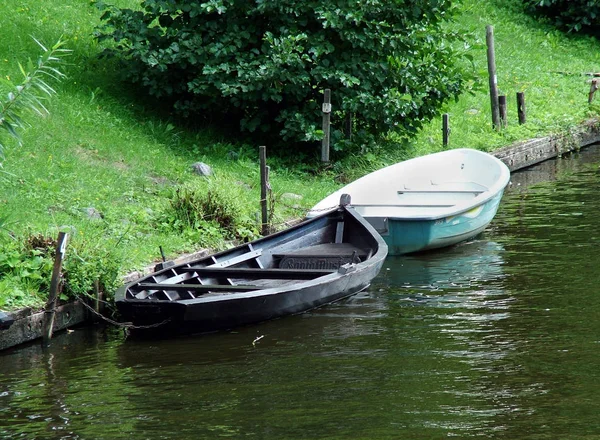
517,92,526,125
499,95,507,128
589,79,598,104
345,112,352,140
259,146,269,236
266,164,271,225
93,279,102,323
321,89,331,163
486,25,501,130
42,232,68,345
442,113,450,147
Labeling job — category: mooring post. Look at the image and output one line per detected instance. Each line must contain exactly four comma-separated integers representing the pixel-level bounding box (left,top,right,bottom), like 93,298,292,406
589,79,598,104
321,89,331,163
93,279,103,323
442,113,450,147
486,25,501,130
42,231,68,345
345,112,352,140
517,92,526,125
499,95,507,128
259,145,269,236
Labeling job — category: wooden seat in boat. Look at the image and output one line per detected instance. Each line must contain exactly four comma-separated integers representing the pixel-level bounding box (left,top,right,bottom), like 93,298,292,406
274,243,371,270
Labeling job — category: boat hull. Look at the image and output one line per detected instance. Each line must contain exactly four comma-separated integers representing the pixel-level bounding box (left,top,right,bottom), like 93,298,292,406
117,270,373,334
365,189,505,255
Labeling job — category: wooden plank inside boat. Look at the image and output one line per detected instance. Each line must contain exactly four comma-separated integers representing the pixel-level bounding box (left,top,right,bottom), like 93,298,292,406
397,189,485,194
177,267,335,280
135,283,261,292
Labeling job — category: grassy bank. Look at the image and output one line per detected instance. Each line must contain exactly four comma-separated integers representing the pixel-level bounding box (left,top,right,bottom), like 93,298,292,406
1,0,599,311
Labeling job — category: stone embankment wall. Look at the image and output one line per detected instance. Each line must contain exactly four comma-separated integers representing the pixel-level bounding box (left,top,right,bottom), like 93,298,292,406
2,119,600,351
494,119,600,171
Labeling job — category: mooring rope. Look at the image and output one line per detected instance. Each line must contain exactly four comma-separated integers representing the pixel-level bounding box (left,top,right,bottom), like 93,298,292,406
77,296,171,330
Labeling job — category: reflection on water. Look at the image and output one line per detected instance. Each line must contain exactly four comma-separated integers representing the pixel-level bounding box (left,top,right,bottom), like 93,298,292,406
3,146,600,439
507,144,600,192
375,239,505,290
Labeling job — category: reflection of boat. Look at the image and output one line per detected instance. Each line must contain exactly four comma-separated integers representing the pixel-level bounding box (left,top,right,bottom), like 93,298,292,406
115,200,387,335
308,149,510,255
373,240,505,291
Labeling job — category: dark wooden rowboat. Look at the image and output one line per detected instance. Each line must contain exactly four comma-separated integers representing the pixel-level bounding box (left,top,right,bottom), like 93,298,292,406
115,198,388,335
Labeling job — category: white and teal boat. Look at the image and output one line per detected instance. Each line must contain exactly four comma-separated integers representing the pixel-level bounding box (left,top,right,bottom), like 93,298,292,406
308,148,510,255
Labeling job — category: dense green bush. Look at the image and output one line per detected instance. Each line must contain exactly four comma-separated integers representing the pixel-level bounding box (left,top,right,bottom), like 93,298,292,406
523,0,600,34
96,0,471,153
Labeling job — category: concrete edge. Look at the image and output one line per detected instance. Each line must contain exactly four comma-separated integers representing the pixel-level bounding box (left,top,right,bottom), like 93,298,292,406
3,118,600,351
493,118,600,170
0,301,89,351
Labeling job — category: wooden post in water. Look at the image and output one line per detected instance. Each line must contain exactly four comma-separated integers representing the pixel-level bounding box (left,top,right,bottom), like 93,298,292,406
93,279,102,323
442,113,450,147
499,95,507,128
321,89,331,163
259,146,269,236
486,25,501,130
42,231,68,345
517,92,527,125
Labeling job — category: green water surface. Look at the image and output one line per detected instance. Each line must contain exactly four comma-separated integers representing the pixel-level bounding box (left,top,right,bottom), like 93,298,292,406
2,149,600,439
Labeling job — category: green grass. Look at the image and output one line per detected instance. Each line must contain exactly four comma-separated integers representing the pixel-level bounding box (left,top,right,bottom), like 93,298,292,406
411,0,600,155
1,0,600,310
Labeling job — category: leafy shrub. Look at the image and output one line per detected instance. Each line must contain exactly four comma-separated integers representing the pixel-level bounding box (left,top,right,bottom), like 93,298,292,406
62,232,125,301
96,0,471,153
523,0,600,34
0,236,54,309
0,228,125,310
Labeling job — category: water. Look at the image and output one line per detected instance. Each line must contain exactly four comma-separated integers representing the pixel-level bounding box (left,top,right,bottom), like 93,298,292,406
3,147,600,439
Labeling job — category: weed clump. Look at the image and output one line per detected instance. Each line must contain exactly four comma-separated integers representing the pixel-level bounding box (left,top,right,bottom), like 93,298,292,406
0,235,54,309
161,182,259,247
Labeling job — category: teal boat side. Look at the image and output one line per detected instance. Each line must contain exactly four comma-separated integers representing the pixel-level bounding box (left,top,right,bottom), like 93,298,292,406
375,191,505,255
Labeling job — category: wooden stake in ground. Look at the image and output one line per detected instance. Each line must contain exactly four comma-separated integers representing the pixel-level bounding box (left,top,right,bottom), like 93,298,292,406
321,89,331,163
345,112,353,140
42,231,68,345
499,95,507,128
442,113,450,148
259,145,270,236
486,25,501,130
589,79,598,104
517,92,527,125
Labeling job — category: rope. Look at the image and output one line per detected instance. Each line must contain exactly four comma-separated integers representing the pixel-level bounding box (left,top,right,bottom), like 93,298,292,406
277,200,338,215
77,297,171,330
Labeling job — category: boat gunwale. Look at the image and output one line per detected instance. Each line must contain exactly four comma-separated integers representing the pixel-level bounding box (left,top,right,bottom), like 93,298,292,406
308,148,510,221
355,188,506,221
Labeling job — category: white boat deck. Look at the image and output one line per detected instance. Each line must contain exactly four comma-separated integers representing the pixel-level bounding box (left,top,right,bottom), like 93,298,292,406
350,181,488,219
308,148,510,221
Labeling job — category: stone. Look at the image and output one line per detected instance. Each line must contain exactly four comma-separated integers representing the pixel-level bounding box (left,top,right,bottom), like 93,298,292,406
191,162,213,176
82,207,103,220
280,193,303,201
